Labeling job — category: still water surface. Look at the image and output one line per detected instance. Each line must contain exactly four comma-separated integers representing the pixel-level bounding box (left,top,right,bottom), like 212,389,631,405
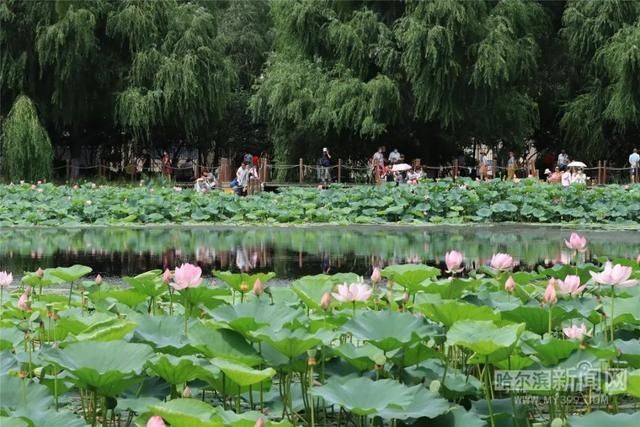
0,226,638,279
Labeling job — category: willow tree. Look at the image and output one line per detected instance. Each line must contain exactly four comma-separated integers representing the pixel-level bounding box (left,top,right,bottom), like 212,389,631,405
1,95,53,181
560,0,640,158
108,0,235,145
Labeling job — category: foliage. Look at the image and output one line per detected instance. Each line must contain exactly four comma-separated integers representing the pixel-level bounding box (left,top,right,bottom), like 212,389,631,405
1,179,640,226
1,253,640,425
0,95,53,181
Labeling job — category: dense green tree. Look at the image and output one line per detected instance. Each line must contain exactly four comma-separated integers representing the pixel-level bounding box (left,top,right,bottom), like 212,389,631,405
0,95,54,181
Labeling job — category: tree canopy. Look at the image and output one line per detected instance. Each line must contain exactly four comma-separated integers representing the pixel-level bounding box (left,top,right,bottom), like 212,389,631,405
2,0,640,180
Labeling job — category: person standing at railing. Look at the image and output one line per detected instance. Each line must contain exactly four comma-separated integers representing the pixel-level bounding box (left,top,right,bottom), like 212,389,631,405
507,151,517,181
557,149,569,169
319,148,331,184
162,151,171,178
630,148,639,183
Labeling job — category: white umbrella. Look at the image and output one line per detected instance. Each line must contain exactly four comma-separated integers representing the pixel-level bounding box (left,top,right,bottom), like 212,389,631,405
391,163,412,172
567,161,587,168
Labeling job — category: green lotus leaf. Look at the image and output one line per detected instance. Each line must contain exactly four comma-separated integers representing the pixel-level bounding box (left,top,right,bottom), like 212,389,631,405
342,310,426,352
48,265,92,283
332,343,384,371
147,398,222,427
123,271,165,298
521,335,580,366
188,322,261,366
405,360,482,398
132,315,193,354
327,273,361,284
420,301,500,328
382,264,440,291
10,410,88,427
602,296,640,325
253,327,334,358
567,411,640,427
215,409,292,426
147,354,203,385
391,341,445,366
615,339,640,368
208,300,301,336
213,271,276,292
426,406,485,427
501,305,583,335
211,357,276,386
0,351,17,375
310,376,418,415
0,327,23,350
117,396,163,414
179,287,229,310
0,375,52,414
291,276,334,309
626,369,640,398
0,417,29,427
446,320,525,362
91,289,148,308
421,278,479,299
73,317,137,342
42,341,153,396
377,387,449,420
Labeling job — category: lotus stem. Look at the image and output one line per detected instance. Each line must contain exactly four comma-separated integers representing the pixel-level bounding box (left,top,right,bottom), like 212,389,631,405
68,280,74,306
309,362,315,427
102,396,108,427
236,384,240,413
548,307,552,336
91,389,98,427
610,286,615,342
1,286,3,308
484,357,496,427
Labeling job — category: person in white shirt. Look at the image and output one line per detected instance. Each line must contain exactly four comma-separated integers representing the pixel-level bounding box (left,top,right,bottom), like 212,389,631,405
557,150,569,168
630,148,640,183
571,168,586,185
388,148,401,164
561,167,572,187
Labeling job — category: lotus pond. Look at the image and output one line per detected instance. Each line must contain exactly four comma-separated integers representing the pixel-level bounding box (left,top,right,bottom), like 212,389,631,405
1,225,640,278
1,231,640,427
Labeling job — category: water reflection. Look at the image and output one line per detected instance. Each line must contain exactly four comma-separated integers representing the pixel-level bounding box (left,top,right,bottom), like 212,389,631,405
0,226,638,278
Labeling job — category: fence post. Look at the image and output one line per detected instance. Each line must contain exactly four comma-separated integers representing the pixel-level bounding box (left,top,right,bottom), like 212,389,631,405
603,161,608,185
66,160,70,182
373,159,380,184
597,161,601,185
299,158,303,184
452,159,458,182
338,158,342,183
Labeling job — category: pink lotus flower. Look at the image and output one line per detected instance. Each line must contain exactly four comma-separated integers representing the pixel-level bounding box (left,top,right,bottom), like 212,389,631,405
371,267,382,284
0,271,13,287
171,263,202,290
146,416,166,427
557,275,585,296
445,251,464,273
35,268,44,278
589,262,638,287
332,283,372,303
636,254,640,264
563,324,588,341
320,292,332,310
17,293,30,311
543,279,557,304
162,269,172,284
505,276,516,293
254,418,266,427
490,253,514,271
253,278,264,296
95,274,103,285
565,233,588,252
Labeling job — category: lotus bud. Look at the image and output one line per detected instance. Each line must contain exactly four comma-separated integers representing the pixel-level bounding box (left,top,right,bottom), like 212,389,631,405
146,416,166,427
402,291,410,304
320,292,332,311
162,269,172,284
505,276,516,293
25,286,32,296
307,349,317,366
35,268,44,278
73,184,79,190
253,278,264,297
31,184,36,190
239,283,249,293
371,267,382,284
95,274,103,285
17,293,30,311
543,279,557,305
637,254,640,264
182,386,192,398
429,379,441,393
254,418,266,427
